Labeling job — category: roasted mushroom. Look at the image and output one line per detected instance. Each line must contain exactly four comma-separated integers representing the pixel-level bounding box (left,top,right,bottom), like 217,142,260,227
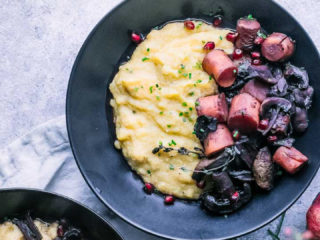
284,63,309,89
293,107,309,133
253,147,274,190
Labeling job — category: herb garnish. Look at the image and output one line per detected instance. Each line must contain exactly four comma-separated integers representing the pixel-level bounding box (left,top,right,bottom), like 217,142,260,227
195,101,200,107
180,64,185,69
196,22,203,29
169,164,175,170
182,102,188,107
152,145,205,159
188,92,194,96
159,111,163,115
247,14,254,20
142,57,150,62
167,124,172,128
189,107,193,111
134,87,139,92
189,73,192,79
194,61,202,70
219,36,223,40
147,170,151,175
147,48,150,52
156,96,160,100
179,112,183,116
149,86,153,93
180,167,189,172
257,30,267,39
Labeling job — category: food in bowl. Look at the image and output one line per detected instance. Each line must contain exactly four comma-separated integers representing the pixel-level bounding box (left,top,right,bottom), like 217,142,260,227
0,212,84,240
109,21,234,199
109,14,313,214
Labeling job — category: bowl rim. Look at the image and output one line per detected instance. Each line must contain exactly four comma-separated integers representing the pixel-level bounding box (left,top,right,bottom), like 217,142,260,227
66,0,320,239
0,187,124,240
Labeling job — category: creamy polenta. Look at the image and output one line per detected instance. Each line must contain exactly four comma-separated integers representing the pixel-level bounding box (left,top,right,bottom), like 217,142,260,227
109,21,234,199
0,220,58,240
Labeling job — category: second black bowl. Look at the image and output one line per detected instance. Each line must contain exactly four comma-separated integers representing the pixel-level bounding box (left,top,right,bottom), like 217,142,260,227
0,189,123,240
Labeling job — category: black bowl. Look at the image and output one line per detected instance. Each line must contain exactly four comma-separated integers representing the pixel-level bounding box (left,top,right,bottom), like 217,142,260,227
66,0,320,239
0,189,123,240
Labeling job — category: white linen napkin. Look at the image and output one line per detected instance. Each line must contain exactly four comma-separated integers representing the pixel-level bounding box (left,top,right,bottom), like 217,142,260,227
1,115,315,240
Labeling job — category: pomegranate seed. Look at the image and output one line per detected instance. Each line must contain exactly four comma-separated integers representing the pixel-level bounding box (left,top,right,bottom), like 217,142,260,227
164,195,175,205
254,36,264,45
258,119,269,130
131,32,142,44
231,191,240,201
57,225,64,237
196,180,205,189
213,16,223,26
184,20,195,30
203,41,215,50
251,51,261,58
252,58,262,65
144,182,154,194
268,135,278,142
233,49,243,60
232,130,240,140
226,32,238,43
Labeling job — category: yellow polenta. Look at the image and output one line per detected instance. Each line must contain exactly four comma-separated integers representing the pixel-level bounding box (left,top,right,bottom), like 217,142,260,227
109,21,234,199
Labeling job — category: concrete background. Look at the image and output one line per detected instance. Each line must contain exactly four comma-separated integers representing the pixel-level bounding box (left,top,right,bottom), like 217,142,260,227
0,0,319,239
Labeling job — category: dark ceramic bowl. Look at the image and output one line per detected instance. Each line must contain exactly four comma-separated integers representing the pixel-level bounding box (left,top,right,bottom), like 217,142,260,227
66,0,320,239
0,189,123,240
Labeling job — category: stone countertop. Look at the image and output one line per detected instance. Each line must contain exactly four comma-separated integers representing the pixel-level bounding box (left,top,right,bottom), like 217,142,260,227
0,0,319,239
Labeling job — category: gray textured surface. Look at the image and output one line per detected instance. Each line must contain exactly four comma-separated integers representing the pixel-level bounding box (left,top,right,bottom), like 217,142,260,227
0,0,319,239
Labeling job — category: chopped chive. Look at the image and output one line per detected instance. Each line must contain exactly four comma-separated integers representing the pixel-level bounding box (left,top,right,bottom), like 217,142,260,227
180,167,188,172
180,64,185,69
219,36,223,40
147,48,150,52
178,69,182,74
196,22,202,29
179,112,183,116
169,164,175,170
141,85,144,88
200,128,205,133
195,101,200,106
149,86,153,93
156,83,159,88
167,124,172,128
183,73,188,78
156,96,160,100
202,40,206,44
189,73,192,79
182,118,187,122
159,141,163,146
160,111,164,115
168,142,172,146
182,102,188,107
184,111,189,115
158,87,162,90
134,87,139,92
189,107,193,111
171,140,176,145
147,170,151,175
247,14,254,20
192,131,196,134
196,79,202,83
188,92,194,96
132,110,136,114
188,117,193,122
209,76,213,80
142,57,150,62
